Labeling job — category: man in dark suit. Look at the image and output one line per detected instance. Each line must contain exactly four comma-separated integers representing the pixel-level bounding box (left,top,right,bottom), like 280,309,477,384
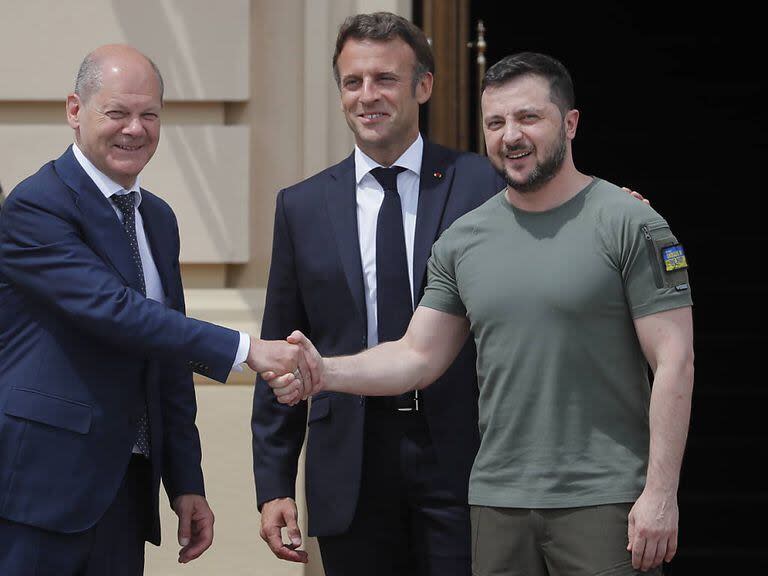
0,44,300,576
251,13,504,576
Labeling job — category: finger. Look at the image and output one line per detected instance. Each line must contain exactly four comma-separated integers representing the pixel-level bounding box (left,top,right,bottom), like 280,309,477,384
640,539,659,572
261,371,276,381
273,381,303,402
275,545,309,563
286,330,306,346
269,372,298,391
626,511,634,551
179,516,214,563
631,536,645,570
286,383,304,405
271,378,304,405
263,524,287,556
177,503,191,547
665,530,678,562
651,537,668,569
284,508,303,549
297,349,312,392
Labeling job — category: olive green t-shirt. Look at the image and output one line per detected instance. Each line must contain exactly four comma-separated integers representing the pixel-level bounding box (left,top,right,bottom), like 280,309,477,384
421,178,692,508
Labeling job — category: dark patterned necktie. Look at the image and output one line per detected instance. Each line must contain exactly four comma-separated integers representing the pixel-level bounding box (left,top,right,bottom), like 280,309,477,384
112,192,150,456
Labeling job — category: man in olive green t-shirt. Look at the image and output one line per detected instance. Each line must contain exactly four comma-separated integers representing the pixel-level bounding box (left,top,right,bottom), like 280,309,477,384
267,52,694,576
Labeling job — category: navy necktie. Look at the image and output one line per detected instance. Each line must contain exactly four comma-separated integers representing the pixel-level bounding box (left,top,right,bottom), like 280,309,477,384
371,167,420,411
113,192,150,456
371,166,411,344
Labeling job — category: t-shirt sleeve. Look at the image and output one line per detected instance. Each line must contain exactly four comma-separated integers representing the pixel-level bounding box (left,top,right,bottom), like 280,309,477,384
419,233,467,317
619,213,693,318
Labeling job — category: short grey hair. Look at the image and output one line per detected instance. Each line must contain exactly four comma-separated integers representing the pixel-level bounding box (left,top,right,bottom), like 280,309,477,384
74,49,165,104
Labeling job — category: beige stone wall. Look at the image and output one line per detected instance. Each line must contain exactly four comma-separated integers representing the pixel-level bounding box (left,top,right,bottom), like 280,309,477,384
0,1,410,574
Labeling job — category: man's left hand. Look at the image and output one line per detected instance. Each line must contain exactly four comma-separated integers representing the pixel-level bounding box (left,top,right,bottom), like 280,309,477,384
623,186,650,205
173,494,215,564
627,488,678,571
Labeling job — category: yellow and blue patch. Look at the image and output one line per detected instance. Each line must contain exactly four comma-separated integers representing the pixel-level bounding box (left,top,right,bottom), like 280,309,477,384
662,244,688,272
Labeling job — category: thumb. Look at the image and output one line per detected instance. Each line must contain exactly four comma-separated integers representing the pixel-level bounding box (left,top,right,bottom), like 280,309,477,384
177,501,192,547
626,509,635,551
285,509,303,548
287,330,305,346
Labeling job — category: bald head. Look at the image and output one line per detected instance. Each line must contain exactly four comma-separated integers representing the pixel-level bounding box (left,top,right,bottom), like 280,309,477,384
74,44,164,105
66,44,164,189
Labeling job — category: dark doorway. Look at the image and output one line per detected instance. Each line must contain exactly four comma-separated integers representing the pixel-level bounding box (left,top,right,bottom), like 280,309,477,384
417,1,768,572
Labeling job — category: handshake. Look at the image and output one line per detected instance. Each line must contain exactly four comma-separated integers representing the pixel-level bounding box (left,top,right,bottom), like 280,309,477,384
248,331,320,405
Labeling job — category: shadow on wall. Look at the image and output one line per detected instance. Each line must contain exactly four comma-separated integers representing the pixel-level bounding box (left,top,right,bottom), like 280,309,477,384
111,0,248,259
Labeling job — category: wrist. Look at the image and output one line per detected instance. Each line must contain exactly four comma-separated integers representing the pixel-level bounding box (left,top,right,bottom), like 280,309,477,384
318,357,335,392
249,336,264,372
642,474,679,498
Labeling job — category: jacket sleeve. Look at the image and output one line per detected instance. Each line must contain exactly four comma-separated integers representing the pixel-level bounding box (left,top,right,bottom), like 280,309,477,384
159,215,205,500
0,181,239,383
251,189,310,508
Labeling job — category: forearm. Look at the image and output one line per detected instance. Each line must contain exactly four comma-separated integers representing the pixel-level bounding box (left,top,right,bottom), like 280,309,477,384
323,337,431,396
645,354,694,495
285,307,470,402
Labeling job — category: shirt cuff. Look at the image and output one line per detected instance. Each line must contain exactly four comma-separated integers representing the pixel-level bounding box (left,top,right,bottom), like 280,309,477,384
232,332,251,372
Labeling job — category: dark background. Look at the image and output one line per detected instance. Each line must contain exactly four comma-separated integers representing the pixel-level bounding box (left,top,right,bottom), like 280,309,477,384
418,2,768,572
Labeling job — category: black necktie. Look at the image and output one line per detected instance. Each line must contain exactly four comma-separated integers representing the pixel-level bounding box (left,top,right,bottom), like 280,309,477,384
371,167,419,411
372,167,411,343
113,192,150,456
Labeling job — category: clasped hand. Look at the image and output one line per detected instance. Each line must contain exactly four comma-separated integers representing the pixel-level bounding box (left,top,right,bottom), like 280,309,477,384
257,331,321,405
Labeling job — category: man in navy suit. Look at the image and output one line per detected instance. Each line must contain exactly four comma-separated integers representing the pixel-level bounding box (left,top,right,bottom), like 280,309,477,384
0,44,300,575
251,13,504,576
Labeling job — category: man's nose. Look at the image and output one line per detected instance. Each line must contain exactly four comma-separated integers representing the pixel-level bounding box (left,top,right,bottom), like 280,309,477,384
122,116,144,136
360,78,379,103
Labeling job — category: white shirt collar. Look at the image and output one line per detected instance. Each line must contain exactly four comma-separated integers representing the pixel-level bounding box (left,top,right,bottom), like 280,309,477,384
354,133,423,185
72,143,142,206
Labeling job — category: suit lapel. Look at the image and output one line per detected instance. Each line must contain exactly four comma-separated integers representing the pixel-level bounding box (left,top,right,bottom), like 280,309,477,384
413,142,455,299
325,154,366,322
139,194,181,307
54,147,143,292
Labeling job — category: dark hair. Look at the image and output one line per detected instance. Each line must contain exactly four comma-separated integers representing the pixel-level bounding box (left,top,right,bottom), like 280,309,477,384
482,52,575,113
332,12,434,91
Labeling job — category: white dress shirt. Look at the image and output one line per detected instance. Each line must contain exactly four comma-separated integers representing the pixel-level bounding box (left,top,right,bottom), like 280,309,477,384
354,134,423,348
72,144,249,369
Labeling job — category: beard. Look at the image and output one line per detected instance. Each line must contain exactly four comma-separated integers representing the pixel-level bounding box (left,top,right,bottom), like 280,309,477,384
499,123,567,194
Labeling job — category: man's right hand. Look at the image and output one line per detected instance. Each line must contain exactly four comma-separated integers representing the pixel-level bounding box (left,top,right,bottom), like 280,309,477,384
259,497,308,563
263,331,324,405
247,337,311,389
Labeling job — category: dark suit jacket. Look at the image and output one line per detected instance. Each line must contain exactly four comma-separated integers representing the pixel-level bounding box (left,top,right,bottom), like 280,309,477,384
252,141,504,537
0,146,239,543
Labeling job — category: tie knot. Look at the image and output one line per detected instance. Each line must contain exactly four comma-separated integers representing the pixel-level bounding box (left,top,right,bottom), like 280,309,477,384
112,191,136,216
370,166,406,194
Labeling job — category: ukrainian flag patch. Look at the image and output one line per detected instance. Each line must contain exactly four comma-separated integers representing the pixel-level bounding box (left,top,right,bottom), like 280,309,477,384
662,244,687,272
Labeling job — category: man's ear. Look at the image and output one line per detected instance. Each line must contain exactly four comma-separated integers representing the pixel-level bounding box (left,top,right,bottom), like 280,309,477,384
564,108,579,140
416,72,434,105
66,94,82,130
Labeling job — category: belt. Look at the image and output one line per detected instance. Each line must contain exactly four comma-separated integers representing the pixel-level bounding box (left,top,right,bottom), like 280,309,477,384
366,390,420,412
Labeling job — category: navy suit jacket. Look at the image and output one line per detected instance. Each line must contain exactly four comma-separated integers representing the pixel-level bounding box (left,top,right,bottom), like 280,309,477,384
0,147,239,543
252,141,504,537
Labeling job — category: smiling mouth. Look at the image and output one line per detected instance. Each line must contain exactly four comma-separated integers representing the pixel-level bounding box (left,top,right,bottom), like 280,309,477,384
505,149,532,160
360,113,387,120
115,144,143,151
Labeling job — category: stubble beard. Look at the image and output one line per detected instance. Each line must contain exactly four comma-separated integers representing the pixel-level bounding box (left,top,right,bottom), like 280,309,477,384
501,123,567,194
